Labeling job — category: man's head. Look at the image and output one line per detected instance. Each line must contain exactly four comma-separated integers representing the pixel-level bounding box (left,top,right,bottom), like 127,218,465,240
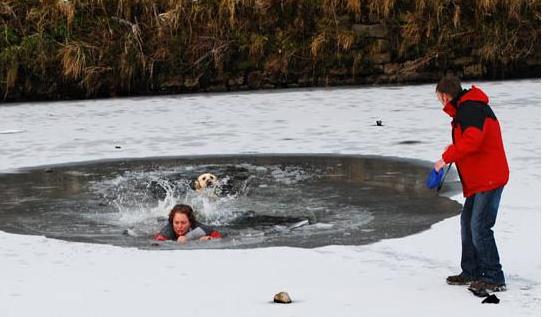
436,75,462,106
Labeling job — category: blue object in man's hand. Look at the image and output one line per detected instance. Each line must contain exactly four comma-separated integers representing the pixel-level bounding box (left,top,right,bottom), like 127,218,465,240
426,168,445,189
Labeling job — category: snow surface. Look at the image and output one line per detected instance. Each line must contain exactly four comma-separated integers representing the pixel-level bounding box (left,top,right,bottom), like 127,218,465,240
0,79,540,316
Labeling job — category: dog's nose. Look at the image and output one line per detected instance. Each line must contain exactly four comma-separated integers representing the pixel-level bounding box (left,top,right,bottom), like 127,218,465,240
207,180,213,186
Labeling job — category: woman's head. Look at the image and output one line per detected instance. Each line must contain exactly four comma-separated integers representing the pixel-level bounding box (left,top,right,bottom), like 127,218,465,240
168,204,196,237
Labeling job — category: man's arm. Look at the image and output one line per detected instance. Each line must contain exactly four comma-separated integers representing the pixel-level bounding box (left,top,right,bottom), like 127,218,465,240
442,103,486,163
442,128,484,163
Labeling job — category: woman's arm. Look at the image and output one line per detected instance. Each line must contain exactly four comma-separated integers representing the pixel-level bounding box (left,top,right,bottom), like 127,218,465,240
154,233,169,241
153,224,176,241
192,222,223,240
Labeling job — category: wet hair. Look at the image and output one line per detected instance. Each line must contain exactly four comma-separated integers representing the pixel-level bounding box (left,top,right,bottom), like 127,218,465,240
168,204,196,227
436,75,462,98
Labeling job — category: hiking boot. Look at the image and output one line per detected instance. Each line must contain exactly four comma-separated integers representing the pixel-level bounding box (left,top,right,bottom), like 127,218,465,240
468,280,507,292
446,274,474,285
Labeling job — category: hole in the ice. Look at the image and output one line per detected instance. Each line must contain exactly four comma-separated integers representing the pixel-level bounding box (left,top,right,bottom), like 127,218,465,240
0,154,461,249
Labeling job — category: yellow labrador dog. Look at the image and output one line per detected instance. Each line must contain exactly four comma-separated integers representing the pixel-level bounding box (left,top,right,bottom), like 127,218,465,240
194,173,218,192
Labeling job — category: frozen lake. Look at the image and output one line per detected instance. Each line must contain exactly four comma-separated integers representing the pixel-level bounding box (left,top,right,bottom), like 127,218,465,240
0,79,540,317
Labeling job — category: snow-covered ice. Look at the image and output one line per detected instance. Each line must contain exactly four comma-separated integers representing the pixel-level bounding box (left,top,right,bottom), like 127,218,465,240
0,79,540,316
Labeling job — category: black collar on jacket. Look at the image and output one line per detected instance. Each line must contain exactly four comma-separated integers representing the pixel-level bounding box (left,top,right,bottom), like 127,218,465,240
450,89,469,109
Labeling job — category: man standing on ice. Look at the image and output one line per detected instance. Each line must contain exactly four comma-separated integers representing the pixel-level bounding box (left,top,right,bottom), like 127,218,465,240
434,75,509,293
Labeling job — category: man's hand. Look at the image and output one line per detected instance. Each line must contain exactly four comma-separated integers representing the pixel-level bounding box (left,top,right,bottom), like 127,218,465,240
177,236,187,243
434,159,446,172
199,236,212,241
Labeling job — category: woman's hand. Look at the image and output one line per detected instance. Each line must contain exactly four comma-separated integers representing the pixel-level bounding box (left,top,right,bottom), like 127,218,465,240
177,236,187,243
199,236,212,241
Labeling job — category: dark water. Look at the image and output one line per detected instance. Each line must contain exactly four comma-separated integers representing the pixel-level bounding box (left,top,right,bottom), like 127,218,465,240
0,154,461,249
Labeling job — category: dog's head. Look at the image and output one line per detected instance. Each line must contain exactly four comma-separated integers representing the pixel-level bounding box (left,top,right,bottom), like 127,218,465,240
194,173,218,192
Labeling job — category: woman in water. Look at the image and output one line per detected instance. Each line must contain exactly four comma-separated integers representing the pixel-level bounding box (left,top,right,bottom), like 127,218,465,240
154,204,222,243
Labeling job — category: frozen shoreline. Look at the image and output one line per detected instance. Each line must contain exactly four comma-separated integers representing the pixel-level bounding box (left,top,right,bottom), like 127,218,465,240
0,79,540,316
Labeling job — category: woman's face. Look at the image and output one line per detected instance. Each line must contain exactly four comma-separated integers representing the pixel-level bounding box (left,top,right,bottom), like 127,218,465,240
172,212,191,237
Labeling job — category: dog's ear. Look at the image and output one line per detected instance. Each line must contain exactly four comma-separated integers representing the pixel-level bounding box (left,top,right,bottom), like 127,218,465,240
194,179,201,191
189,179,197,191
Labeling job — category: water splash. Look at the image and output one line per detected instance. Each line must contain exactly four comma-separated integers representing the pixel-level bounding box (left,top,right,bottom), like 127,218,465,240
0,155,462,249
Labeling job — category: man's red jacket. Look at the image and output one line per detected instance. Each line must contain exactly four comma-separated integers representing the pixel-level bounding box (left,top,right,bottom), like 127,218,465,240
441,86,509,197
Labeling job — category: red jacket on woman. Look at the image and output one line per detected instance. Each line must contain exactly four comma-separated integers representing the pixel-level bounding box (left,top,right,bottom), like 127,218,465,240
441,86,509,197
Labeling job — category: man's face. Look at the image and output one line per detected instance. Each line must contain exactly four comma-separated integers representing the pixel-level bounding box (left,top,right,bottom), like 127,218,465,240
436,91,451,106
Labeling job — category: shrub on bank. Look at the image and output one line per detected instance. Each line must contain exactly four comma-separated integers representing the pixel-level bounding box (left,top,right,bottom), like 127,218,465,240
0,0,540,101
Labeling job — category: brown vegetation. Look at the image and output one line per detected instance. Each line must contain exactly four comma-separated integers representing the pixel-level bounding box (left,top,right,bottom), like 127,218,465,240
0,0,540,101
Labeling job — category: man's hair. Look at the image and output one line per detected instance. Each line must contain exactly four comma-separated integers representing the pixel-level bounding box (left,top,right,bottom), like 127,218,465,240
168,204,196,226
436,75,462,98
